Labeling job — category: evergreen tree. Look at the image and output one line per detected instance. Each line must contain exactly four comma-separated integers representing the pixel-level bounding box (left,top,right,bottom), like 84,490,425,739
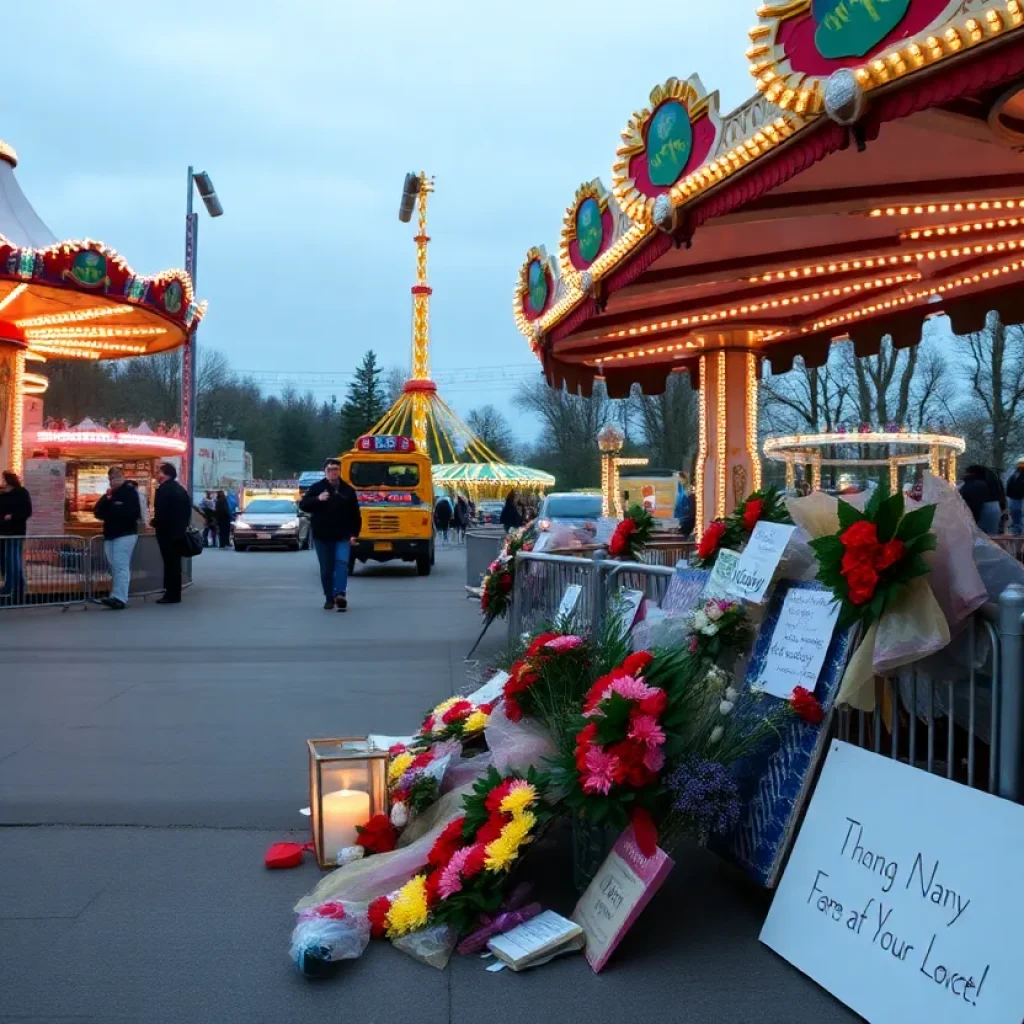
340,350,385,448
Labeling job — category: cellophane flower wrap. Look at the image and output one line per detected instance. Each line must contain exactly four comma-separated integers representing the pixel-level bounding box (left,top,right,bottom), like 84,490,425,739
480,527,532,619
369,767,550,939
808,482,937,629
694,487,792,568
607,503,655,561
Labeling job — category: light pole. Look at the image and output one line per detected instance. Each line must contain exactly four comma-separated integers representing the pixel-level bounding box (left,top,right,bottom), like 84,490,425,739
180,166,223,494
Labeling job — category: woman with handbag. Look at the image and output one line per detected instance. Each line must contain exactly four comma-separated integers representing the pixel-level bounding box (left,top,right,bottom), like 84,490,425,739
152,462,194,604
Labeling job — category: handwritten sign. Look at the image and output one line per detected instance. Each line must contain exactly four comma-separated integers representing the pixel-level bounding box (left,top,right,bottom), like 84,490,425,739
615,588,645,633
556,584,582,625
703,547,740,601
761,741,1024,1022
755,587,840,699
572,827,673,972
729,521,795,604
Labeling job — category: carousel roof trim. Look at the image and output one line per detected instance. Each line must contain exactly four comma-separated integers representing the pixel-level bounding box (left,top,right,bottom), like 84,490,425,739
514,0,1024,385
432,462,556,486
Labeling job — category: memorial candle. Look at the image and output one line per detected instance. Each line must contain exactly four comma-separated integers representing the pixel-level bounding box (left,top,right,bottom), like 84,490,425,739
321,790,370,858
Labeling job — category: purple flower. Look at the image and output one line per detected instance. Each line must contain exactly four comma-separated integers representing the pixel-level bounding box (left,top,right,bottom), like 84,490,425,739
667,757,742,845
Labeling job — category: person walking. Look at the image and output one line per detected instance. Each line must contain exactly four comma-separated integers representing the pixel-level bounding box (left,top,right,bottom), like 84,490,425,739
299,457,361,611
453,494,469,543
434,495,453,545
1006,458,1024,536
152,462,192,604
0,470,32,604
499,489,522,533
214,489,233,549
93,466,140,610
200,491,217,547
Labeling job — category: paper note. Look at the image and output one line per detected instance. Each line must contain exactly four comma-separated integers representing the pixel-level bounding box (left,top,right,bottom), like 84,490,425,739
755,587,840,699
703,548,741,601
729,521,796,604
761,741,1024,1023
557,584,583,623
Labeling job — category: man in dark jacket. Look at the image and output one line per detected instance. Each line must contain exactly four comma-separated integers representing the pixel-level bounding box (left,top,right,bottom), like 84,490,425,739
0,470,32,602
299,458,361,611
152,462,192,604
959,465,991,528
1006,458,1024,536
93,466,141,609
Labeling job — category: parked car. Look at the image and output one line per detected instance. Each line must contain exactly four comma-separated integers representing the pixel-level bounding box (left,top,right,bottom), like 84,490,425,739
536,493,603,534
233,498,310,551
476,500,504,526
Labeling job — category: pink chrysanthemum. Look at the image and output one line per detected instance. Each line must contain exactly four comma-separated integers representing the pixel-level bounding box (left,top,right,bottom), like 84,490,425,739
438,845,474,900
643,746,666,773
544,634,583,652
628,714,666,748
583,747,622,795
609,675,658,702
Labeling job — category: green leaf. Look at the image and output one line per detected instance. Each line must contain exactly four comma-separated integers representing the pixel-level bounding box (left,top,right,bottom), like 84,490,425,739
864,482,887,520
896,503,936,541
868,590,886,622
810,535,845,561
837,500,865,530
875,493,904,543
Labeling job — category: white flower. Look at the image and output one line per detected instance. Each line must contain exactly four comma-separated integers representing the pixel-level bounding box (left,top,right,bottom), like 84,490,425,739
692,610,709,631
725,686,740,703
702,622,720,636
705,602,724,622
390,802,409,828
710,725,724,745
719,699,734,716
336,846,365,867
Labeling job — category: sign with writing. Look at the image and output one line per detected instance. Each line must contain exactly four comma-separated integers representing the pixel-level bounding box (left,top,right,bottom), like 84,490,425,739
355,435,416,453
572,827,673,972
22,459,66,536
616,588,645,633
729,521,796,604
755,587,840,699
703,547,740,601
557,584,583,625
761,741,1024,1022
812,0,911,60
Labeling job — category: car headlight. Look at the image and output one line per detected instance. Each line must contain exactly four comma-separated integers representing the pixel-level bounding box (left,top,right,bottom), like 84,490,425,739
280,519,299,530
235,520,251,530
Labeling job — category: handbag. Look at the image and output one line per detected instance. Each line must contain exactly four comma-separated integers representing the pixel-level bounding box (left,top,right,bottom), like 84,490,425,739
181,526,204,558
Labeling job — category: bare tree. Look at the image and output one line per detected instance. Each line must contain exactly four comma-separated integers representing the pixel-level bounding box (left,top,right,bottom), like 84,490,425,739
760,349,854,434
383,366,406,408
466,404,517,461
636,371,698,471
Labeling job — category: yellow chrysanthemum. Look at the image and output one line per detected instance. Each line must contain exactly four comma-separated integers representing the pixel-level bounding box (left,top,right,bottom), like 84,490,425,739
464,710,489,734
386,875,430,937
431,697,461,716
498,782,536,817
387,752,415,786
484,810,537,872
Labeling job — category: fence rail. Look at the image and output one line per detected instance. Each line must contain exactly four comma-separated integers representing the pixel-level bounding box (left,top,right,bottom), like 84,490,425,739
0,533,192,610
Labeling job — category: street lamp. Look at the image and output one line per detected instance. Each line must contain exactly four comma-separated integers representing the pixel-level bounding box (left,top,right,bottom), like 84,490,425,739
180,166,224,493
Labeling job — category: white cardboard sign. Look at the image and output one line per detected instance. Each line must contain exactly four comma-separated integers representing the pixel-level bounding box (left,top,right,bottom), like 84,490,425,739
761,741,1024,1023
703,548,741,601
755,587,840,699
557,584,583,623
729,521,795,604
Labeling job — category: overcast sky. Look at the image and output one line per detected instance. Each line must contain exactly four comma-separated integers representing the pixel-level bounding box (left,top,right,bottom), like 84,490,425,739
4,1,758,439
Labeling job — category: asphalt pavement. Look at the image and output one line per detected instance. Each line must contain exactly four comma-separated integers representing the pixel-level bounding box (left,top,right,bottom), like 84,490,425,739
0,542,858,1024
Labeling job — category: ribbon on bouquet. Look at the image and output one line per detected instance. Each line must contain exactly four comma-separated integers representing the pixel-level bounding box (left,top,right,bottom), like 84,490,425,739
455,883,541,954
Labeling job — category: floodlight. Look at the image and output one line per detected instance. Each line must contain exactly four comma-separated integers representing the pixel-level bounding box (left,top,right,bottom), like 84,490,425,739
398,172,420,222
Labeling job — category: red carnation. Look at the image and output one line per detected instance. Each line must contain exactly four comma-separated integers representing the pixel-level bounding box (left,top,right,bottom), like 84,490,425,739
462,844,488,879
355,814,398,854
411,751,434,770
844,562,879,606
499,573,513,593
790,685,824,724
841,546,877,576
630,807,659,858
504,696,523,722
742,498,765,533
367,896,391,938
479,702,495,715
441,700,472,724
421,714,436,734
428,817,466,867
391,788,410,805
638,689,668,717
484,779,515,812
526,631,561,657
313,900,347,920
388,743,407,756
876,538,905,571
476,813,506,846
697,519,728,560
424,869,443,908
840,520,878,549
622,651,653,677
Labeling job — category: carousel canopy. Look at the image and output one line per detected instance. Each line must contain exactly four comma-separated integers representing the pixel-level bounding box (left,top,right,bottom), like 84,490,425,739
432,462,555,489
514,1,1024,397
0,142,204,361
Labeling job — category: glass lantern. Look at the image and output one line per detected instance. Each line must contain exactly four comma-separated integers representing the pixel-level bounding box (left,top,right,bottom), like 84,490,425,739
307,737,389,869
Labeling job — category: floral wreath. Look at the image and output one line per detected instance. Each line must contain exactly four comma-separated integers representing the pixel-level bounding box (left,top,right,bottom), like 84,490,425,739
480,526,533,620
695,486,792,568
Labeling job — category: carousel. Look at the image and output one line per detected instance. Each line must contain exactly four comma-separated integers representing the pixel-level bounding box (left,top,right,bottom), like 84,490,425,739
0,137,203,533
763,428,966,493
369,173,553,500
511,1,1024,532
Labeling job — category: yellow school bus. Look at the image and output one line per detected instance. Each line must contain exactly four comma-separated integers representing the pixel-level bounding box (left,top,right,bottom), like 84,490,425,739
340,435,435,576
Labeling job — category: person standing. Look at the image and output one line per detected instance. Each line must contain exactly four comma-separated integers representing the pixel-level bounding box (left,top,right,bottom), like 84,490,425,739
433,495,452,545
215,489,232,549
93,467,140,610
1007,458,1024,536
0,470,32,603
152,462,192,604
453,494,469,543
499,490,522,533
674,471,695,538
299,458,361,611
960,465,994,531
200,491,217,547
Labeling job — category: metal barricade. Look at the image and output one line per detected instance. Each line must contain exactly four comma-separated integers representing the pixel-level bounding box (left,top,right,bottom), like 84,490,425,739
0,535,90,609
831,588,1024,799
509,552,607,640
638,540,697,567
604,560,676,607
87,533,179,600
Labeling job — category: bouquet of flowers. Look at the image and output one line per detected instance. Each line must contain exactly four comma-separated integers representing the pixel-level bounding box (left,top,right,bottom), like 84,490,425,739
416,697,494,745
684,598,749,661
808,482,936,628
367,767,549,939
502,630,593,728
480,527,533,619
694,487,791,568
607,502,655,560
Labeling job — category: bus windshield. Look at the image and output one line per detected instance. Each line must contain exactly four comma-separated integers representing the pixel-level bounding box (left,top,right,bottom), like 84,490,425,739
349,461,420,488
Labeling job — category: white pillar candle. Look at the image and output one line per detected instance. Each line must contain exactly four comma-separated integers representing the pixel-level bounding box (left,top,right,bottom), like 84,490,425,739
321,789,371,860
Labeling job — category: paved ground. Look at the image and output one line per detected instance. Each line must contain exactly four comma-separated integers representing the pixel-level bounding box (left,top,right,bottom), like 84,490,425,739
0,543,858,1024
